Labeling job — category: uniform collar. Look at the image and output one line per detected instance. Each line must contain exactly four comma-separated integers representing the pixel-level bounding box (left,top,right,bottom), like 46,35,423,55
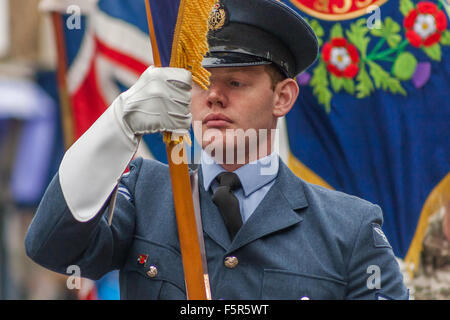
200,150,279,197
197,157,308,252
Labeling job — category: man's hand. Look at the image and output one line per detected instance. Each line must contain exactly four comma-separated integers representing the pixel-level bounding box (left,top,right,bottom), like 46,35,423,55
115,66,192,140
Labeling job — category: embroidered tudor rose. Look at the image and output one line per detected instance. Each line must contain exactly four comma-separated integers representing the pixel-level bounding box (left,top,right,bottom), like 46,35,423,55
404,1,448,48
322,38,360,78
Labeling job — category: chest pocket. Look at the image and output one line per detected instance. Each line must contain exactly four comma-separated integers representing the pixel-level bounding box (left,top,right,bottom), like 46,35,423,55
122,237,186,299
262,269,347,300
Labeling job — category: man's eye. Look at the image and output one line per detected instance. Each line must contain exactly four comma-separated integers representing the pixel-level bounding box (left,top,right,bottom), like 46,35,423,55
230,81,242,87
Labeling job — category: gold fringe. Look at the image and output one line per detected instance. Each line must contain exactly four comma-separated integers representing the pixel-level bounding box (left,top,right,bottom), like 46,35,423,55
170,0,215,90
164,0,214,145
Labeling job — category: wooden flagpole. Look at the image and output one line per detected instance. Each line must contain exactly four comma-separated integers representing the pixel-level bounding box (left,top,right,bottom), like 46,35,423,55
144,0,210,300
51,12,75,150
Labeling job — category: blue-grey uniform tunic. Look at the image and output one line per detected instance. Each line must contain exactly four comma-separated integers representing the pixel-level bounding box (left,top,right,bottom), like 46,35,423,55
25,157,408,299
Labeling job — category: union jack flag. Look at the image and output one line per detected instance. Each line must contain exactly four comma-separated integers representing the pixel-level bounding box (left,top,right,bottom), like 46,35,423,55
42,0,167,161
39,0,171,300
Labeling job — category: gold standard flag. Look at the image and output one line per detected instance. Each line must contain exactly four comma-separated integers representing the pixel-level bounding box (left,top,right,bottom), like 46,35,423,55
145,0,215,300
145,0,213,88
42,0,216,299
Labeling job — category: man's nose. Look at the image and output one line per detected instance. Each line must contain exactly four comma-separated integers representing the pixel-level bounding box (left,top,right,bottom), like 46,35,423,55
206,84,226,108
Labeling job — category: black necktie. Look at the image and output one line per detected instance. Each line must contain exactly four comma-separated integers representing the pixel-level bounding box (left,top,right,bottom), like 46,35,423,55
212,172,243,241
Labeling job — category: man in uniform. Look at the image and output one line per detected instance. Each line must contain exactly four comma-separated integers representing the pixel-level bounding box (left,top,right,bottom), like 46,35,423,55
25,0,408,299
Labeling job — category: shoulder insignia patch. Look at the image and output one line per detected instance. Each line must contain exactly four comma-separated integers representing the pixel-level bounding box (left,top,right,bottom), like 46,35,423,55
372,223,392,249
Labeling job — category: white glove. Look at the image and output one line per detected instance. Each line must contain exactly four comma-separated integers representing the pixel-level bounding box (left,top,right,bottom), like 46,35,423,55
59,66,192,222
117,66,192,141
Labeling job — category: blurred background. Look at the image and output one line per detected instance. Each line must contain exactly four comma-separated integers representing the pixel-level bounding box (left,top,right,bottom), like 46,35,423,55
0,0,449,300
0,0,121,299
0,0,68,300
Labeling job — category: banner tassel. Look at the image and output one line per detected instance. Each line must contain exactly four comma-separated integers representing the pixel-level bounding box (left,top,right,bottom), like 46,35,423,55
170,0,215,90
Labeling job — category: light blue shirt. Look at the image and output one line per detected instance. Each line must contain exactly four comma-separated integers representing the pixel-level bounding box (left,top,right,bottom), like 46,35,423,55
201,151,279,223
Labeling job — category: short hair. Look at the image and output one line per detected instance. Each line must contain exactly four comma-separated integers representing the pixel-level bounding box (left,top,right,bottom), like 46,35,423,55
264,64,287,90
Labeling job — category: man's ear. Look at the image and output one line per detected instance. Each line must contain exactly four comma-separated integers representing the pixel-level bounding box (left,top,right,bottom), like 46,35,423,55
272,78,299,118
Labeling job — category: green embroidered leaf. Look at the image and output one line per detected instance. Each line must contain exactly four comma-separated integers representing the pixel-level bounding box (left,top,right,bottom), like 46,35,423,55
399,0,415,16
356,65,374,99
330,75,356,95
330,74,344,92
387,34,402,48
441,30,450,46
346,19,370,57
423,44,442,61
309,19,325,46
330,23,344,39
371,17,400,36
310,61,333,112
342,78,355,95
308,19,324,37
384,18,402,48
367,61,406,95
392,52,417,80
384,17,401,34
370,25,384,38
370,18,402,48
367,61,389,89
386,77,407,96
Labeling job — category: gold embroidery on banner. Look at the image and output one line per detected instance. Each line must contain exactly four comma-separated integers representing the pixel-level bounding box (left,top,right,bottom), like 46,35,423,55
314,0,330,13
355,0,373,8
290,0,388,21
332,0,352,14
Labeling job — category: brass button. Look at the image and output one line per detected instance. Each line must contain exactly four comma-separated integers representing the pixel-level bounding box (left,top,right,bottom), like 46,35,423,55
224,256,238,268
146,265,158,278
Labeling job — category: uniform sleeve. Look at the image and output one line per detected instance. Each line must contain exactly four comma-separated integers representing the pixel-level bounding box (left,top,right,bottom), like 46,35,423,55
24,158,144,280
345,204,409,300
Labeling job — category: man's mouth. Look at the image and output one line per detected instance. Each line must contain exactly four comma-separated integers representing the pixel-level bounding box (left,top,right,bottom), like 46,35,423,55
203,113,233,128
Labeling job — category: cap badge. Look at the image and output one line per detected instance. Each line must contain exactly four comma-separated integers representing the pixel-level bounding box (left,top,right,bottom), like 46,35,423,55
208,1,226,31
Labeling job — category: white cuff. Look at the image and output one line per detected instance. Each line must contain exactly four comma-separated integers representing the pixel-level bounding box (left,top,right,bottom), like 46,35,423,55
59,105,139,222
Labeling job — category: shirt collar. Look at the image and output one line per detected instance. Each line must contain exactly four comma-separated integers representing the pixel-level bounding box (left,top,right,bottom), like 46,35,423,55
200,150,279,197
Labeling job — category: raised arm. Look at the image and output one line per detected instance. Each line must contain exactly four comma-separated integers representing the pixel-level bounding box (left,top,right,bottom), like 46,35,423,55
25,67,192,279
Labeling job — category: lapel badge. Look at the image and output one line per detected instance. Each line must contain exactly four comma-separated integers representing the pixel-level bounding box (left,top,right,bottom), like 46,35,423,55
137,254,149,266
208,1,227,31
